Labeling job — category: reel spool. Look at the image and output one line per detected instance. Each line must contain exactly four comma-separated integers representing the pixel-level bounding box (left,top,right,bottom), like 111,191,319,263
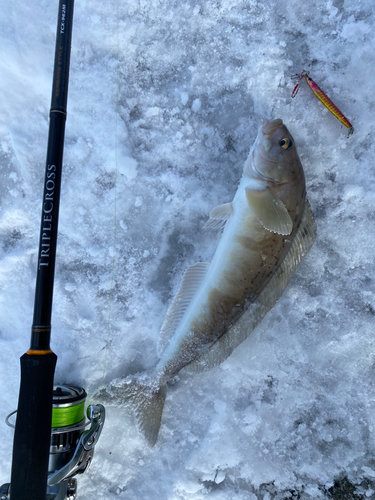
1,385,105,500
50,386,87,470
48,385,89,500
47,384,105,500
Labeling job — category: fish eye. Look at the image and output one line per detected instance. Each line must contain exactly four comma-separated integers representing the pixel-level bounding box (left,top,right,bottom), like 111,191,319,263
279,138,293,150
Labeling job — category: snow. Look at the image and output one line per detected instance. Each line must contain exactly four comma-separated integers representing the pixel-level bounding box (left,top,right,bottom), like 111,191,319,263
0,0,375,498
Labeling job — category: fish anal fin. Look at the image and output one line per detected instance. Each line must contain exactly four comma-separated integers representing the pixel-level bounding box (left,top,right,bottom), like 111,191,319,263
184,199,316,373
245,185,293,235
159,262,210,353
205,202,233,229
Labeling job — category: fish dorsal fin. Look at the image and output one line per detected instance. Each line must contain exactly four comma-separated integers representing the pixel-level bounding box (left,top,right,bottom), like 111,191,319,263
159,262,211,353
184,199,316,373
245,184,293,235
204,202,233,229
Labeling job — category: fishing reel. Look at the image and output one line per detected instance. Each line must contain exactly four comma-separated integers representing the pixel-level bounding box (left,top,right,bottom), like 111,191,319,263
1,385,105,500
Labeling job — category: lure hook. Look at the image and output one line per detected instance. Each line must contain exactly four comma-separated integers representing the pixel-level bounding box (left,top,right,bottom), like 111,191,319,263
291,70,309,98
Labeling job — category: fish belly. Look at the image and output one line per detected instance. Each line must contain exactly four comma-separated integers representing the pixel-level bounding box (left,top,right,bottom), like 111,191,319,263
157,190,290,380
185,198,316,373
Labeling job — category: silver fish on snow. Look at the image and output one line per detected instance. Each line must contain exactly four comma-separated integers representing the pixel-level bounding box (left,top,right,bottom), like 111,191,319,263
104,118,316,445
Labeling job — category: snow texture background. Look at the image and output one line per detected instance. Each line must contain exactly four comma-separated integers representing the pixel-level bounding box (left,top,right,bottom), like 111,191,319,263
0,0,375,498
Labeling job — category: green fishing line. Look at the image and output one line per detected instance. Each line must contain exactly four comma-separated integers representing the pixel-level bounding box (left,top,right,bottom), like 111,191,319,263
51,401,85,428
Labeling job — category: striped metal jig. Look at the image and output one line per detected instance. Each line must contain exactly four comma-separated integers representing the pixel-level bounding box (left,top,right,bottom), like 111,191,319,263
292,70,354,136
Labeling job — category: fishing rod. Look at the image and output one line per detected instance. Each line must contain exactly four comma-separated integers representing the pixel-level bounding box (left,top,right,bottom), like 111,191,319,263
0,1,105,499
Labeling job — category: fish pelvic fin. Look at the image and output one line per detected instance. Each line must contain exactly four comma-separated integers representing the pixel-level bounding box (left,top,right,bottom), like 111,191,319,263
205,202,233,229
100,374,166,446
185,199,316,373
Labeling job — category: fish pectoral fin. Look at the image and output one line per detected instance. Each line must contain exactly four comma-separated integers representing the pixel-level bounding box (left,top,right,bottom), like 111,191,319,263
205,202,233,229
245,185,293,235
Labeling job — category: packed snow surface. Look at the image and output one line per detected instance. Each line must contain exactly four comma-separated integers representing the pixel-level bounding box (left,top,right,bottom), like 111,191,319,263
0,0,375,498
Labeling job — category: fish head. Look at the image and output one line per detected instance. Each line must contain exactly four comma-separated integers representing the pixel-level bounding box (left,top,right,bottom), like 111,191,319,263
246,118,305,188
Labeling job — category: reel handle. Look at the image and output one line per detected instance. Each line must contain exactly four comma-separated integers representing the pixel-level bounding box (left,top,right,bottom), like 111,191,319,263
48,404,106,487
2,388,105,500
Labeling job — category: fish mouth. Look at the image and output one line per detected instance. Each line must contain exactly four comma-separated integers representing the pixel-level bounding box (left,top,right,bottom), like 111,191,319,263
262,118,283,135
246,118,285,184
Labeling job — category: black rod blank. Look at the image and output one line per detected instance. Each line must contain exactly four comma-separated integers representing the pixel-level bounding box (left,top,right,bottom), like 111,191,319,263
32,0,74,351
10,1,74,499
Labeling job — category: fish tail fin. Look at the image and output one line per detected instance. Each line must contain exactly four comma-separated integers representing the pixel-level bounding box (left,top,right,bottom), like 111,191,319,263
104,374,166,446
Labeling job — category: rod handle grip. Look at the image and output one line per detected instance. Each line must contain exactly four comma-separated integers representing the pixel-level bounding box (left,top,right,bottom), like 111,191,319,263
10,351,57,500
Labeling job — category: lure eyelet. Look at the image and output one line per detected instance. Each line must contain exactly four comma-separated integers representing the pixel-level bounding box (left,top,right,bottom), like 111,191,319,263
279,138,293,150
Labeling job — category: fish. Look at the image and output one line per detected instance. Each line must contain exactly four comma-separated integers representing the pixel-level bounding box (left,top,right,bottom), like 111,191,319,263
103,118,317,445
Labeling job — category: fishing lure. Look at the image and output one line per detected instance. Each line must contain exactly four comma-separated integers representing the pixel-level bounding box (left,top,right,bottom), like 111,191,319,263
292,70,354,136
